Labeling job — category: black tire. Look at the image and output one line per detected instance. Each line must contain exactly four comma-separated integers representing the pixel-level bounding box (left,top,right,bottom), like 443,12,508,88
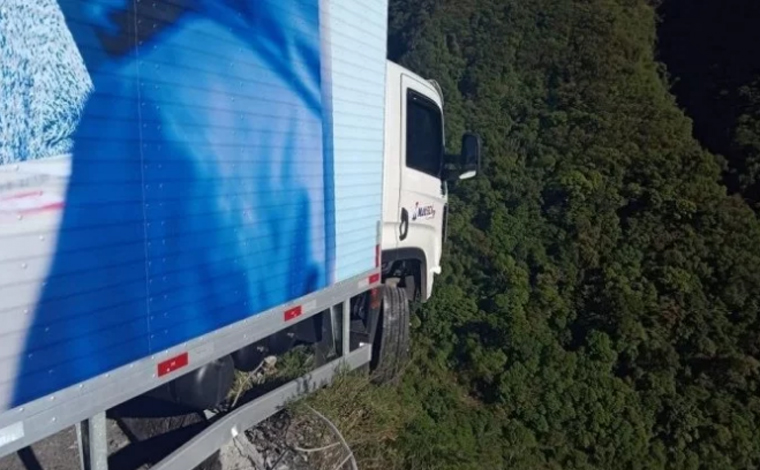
370,286,411,384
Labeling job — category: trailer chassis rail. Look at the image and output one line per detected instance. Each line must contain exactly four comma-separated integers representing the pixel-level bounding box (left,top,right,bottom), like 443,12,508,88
72,297,370,470
151,344,370,470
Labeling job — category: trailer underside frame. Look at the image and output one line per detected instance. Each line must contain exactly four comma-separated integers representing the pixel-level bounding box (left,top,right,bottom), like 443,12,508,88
0,268,380,469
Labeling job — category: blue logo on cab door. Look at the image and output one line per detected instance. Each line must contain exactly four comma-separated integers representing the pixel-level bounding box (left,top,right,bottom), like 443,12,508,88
412,202,436,221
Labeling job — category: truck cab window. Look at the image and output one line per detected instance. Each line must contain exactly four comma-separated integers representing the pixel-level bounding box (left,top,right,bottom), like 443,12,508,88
406,90,443,177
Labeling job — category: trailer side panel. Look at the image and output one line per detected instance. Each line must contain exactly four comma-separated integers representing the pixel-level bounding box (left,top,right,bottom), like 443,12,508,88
0,0,386,431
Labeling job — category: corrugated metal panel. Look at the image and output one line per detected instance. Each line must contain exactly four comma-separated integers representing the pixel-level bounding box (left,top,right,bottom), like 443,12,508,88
329,0,388,282
0,0,388,414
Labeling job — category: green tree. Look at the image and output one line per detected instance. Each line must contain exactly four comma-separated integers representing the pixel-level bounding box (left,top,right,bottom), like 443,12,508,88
382,0,760,468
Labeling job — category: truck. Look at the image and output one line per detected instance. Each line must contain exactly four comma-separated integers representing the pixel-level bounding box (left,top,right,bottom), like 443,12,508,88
0,0,480,468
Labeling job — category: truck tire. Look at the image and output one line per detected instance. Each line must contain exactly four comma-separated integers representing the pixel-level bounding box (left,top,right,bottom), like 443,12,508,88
370,286,410,384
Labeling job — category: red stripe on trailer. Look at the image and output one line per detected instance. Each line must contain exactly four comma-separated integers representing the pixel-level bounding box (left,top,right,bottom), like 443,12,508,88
284,305,302,321
369,273,380,284
3,191,43,200
0,191,64,214
157,352,189,377
18,202,65,215
375,244,380,267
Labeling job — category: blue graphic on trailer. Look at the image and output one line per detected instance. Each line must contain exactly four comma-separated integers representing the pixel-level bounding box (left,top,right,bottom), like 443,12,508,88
2,0,335,407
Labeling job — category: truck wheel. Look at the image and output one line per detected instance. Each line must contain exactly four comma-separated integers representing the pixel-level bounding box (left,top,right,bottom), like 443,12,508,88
370,286,410,384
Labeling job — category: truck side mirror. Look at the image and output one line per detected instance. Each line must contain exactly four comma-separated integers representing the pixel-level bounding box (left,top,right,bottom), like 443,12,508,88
458,132,481,180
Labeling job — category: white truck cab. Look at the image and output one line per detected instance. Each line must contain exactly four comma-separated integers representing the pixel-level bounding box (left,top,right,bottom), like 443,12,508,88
381,61,481,302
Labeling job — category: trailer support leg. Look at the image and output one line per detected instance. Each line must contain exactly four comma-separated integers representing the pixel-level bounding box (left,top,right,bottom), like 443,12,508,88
77,412,108,470
342,299,351,357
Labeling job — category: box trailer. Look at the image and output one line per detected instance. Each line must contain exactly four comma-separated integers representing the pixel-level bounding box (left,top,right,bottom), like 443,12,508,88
0,0,480,467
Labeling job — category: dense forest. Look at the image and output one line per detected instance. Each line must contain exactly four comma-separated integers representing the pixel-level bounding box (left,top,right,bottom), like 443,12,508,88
313,0,760,469
658,0,760,209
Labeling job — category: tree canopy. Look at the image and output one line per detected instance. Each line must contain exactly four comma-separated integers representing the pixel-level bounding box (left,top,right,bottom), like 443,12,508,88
374,0,760,468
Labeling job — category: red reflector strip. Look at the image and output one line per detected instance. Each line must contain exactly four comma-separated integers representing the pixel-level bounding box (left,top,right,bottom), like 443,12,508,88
375,245,380,267
369,273,380,284
284,305,302,321
157,352,189,377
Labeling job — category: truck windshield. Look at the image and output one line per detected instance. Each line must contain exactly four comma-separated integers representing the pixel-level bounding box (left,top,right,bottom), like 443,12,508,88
406,90,443,178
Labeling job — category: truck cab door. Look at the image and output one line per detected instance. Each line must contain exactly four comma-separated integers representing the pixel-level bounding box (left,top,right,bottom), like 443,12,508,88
397,74,447,299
